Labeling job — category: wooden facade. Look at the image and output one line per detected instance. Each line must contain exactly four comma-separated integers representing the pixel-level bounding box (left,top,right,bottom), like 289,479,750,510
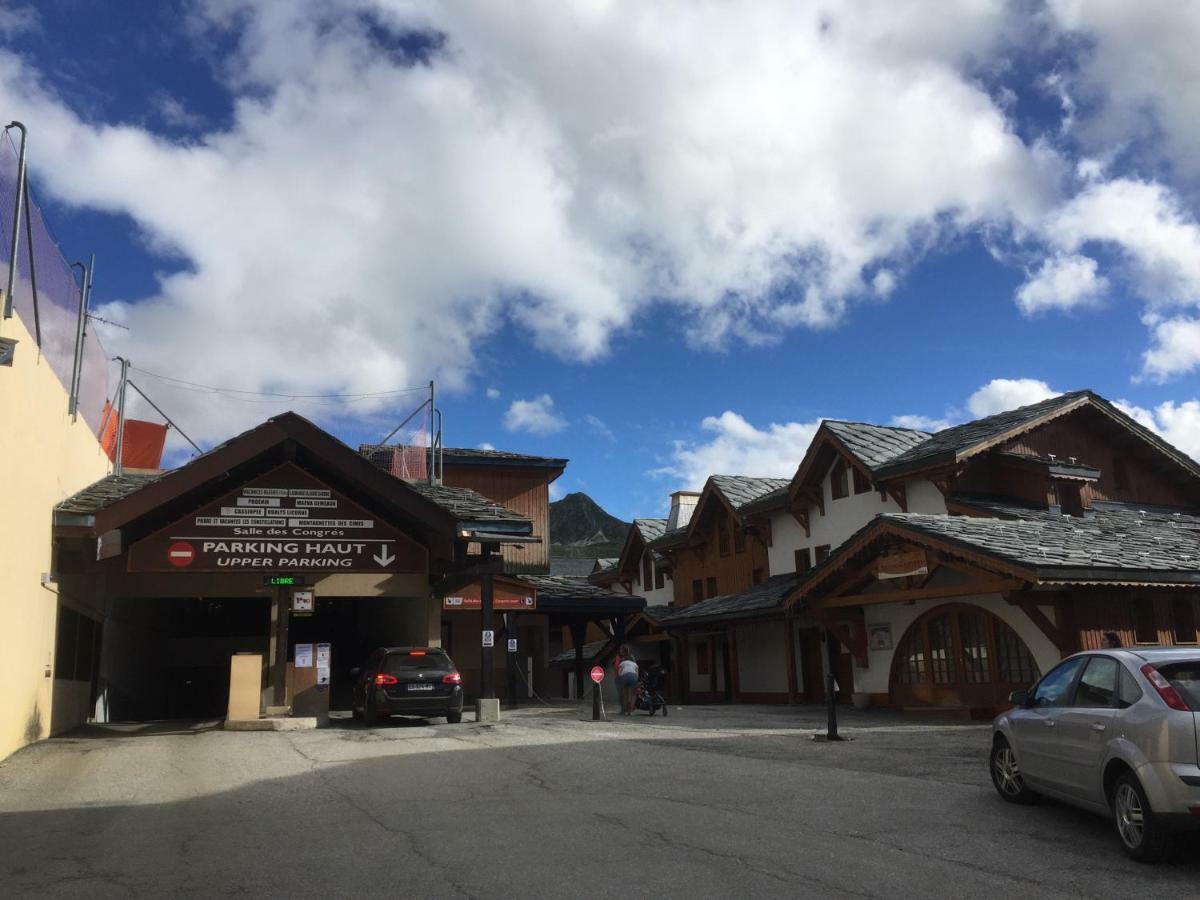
442,463,560,573
666,503,770,607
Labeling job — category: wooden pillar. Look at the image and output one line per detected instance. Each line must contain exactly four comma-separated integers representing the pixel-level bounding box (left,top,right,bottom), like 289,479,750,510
569,620,587,700
678,632,690,704
271,587,289,707
784,615,799,704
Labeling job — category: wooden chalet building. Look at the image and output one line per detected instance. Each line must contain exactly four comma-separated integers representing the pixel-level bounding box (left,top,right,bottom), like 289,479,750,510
612,390,1200,718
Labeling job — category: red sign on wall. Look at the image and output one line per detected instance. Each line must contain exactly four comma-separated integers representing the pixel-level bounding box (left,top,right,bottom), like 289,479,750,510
442,580,537,611
128,463,427,574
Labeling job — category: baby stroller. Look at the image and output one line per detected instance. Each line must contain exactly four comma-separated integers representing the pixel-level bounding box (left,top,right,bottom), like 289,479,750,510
634,664,668,716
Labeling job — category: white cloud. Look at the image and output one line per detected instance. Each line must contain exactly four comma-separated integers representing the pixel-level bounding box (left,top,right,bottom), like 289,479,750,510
0,1,1071,440
657,411,820,490
504,394,566,436
1140,316,1200,382
0,5,37,36
890,414,954,432
966,378,1060,418
153,93,206,131
477,441,495,451
583,414,615,442
485,388,500,400
1115,399,1200,462
549,481,566,502
1015,254,1107,314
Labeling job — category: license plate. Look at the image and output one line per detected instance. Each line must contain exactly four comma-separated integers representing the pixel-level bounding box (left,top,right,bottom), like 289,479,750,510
408,683,434,691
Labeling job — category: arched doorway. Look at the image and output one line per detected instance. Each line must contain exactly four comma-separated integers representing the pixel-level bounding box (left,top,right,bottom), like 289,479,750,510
890,604,1041,713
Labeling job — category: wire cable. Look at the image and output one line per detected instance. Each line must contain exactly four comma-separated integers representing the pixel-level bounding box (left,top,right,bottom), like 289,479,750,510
128,365,430,401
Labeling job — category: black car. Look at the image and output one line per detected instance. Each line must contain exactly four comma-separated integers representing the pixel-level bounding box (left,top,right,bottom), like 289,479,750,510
351,647,464,724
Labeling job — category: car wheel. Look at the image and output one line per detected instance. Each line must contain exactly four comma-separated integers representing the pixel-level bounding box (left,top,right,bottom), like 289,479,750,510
446,711,462,724
1113,772,1172,862
990,737,1038,804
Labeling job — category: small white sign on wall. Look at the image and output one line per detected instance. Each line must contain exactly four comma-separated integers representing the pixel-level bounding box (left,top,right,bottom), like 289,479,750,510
869,624,893,651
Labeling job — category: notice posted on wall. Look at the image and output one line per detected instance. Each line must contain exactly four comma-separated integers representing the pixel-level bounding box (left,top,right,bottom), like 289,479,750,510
482,629,494,648
295,643,313,668
316,643,331,666
316,667,330,686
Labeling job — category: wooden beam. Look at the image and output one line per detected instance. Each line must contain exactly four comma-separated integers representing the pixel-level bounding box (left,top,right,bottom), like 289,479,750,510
814,578,1025,610
884,483,907,512
1015,598,1072,654
819,614,868,667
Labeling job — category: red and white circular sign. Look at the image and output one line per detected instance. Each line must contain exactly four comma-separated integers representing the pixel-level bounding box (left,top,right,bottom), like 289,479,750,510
168,541,196,568
590,666,604,683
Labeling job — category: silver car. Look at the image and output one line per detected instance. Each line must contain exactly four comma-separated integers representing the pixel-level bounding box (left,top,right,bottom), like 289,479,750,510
990,648,1200,862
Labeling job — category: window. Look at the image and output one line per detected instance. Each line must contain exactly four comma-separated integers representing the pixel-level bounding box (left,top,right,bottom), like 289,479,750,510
957,610,991,684
1030,657,1086,708
696,641,711,675
853,467,871,495
831,459,849,500
1074,657,1119,708
1159,662,1200,708
752,568,764,585
706,577,718,598
642,554,653,589
995,619,1039,685
692,580,704,604
1133,599,1158,644
718,517,731,557
927,614,956,684
815,545,831,564
794,548,812,572
1118,666,1143,709
654,566,665,590
733,525,746,554
1172,597,1197,644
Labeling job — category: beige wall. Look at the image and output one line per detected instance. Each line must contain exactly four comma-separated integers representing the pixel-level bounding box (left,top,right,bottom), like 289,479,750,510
0,313,110,760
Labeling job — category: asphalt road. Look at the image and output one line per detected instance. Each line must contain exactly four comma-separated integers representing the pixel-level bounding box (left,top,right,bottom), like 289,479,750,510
0,704,1197,899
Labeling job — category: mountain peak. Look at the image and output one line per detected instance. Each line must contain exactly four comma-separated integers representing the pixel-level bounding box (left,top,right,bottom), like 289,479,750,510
550,492,629,555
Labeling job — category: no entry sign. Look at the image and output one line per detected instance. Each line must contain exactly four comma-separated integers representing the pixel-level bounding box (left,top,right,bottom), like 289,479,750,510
590,666,604,683
128,463,426,574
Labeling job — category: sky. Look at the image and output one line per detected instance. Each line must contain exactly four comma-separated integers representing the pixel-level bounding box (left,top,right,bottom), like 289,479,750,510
3,0,1200,521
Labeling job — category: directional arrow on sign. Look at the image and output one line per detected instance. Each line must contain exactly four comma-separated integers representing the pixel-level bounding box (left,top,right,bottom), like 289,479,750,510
373,544,396,567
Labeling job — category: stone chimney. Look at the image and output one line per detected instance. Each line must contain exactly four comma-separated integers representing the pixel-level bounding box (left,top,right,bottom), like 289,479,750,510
667,490,701,532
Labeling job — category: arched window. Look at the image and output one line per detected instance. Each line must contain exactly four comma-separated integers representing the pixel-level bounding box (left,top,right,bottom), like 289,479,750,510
890,604,1041,710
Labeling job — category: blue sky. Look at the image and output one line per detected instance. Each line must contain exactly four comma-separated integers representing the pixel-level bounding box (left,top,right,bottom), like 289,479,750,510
4,2,1200,522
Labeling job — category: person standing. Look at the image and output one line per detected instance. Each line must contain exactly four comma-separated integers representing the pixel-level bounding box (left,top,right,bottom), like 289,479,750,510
617,646,639,716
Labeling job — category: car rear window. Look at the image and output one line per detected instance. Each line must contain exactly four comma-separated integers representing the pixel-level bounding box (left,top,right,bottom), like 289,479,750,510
384,651,451,673
1158,662,1200,708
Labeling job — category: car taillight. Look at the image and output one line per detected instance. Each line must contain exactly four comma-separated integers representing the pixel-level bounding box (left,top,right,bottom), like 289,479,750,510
442,672,462,685
374,673,399,686
1140,663,1191,711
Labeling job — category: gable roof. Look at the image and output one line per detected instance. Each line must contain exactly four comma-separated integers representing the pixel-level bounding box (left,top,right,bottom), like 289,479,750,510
54,413,532,547
824,421,932,472
709,475,792,509
788,420,931,505
635,518,668,542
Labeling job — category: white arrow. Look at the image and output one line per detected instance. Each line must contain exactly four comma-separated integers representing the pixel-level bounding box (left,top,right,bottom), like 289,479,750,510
373,544,396,567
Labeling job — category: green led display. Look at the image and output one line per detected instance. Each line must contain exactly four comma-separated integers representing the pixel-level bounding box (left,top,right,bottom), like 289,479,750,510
263,575,305,586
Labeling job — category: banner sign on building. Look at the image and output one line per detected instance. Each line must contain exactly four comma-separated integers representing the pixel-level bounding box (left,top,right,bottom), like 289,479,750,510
128,463,427,574
442,579,536,611
874,549,929,581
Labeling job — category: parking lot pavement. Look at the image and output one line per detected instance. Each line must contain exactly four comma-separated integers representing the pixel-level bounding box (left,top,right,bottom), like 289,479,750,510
1,705,1197,899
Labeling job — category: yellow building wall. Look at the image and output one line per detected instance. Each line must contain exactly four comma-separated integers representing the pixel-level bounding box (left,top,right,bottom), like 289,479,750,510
0,312,110,760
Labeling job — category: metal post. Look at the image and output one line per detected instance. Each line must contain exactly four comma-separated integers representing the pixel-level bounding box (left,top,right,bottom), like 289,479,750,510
825,629,842,741
505,613,518,710
272,587,290,707
113,356,129,476
480,568,495,699
69,257,93,418
4,121,28,320
592,675,601,721
428,380,435,484
570,621,587,700
22,181,40,345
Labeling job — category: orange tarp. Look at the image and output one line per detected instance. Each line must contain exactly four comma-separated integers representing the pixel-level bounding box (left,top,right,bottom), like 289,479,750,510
98,401,168,469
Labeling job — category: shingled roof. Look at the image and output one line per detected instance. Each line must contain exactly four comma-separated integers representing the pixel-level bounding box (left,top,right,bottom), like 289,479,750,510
824,421,932,472
658,573,802,626
634,518,668,542
56,472,164,515
873,391,1092,478
709,475,791,510
405,481,531,527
